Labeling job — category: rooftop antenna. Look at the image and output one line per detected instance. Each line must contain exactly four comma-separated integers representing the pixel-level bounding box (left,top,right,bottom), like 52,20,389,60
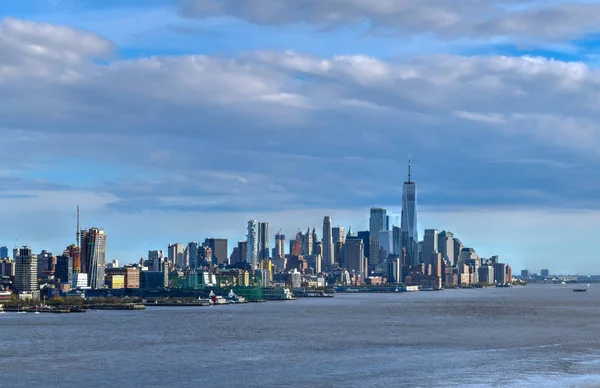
76,205,80,248
408,155,411,183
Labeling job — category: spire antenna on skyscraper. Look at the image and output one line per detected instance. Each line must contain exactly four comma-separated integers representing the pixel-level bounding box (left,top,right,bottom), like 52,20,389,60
408,155,412,183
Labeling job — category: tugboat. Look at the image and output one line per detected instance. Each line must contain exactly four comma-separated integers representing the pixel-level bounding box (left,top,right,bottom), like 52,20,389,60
573,284,589,292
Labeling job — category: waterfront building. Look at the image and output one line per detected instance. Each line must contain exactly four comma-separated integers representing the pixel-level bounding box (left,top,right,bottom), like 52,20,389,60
0,246,8,259
168,243,184,268
0,258,15,277
332,226,346,245
401,158,419,266
72,273,88,289
105,266,140,288
521,269,530,279
247,220,259,269
422,229,438,265
343,239,365,283
494,263,508,284
141,271,167,289
541,268,550,278
81,228,107,289
274,233,285,258
437,231,454,266
322,216,334,269
55,255,73,284
205,238,228,265
387,257,402,284
258,222,270,259
15,247,37,293
369,207,387,267
478,265,495,284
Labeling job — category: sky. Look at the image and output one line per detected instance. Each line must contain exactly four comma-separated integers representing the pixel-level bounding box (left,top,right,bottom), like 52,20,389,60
3,0,600,274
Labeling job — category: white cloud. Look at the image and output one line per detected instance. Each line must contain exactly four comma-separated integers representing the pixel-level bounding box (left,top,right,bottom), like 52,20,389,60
180,0,600,41
454,111,507,124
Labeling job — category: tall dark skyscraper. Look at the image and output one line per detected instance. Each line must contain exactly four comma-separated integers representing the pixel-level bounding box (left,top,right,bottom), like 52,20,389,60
205,238,228,265
81,227,107,289
258,222,270,259
401,158,419,266
369,208,387,268
56,255,73,284
322,216,334,268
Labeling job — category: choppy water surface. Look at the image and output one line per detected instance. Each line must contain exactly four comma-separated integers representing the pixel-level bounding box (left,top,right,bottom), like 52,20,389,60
3,284,600,387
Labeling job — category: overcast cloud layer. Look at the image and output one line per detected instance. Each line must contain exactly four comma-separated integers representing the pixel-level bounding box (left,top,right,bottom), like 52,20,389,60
1,1,600,273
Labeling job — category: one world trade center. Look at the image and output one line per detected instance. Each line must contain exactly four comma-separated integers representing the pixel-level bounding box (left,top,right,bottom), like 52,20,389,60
401,158,419,266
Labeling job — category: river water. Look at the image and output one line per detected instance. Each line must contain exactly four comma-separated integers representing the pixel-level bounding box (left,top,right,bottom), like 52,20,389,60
2,284,600,387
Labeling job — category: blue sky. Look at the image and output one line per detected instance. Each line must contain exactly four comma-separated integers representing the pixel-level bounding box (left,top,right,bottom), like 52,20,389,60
3,0,600,273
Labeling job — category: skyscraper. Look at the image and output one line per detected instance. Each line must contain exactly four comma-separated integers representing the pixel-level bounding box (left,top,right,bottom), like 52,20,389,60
392,225,401,255
185,242,199,268
15,246,37,293
438,231,454,266
302,227,313,256
148,250,165,272
422,229,438,265
63,244,81,274
401,158,419,266
257,222,270,259
357,231,370,260
168,243,184,268
332,226,346,245
369,208,387,267
343,239,365,283
55,255,73,284
274,233,285,258
0,246,8,259
453,238,464,267
322,216,334,268
205,238,228,265
378,230,394,262
238,241,248,263
81,228,107,289
247,220,259,269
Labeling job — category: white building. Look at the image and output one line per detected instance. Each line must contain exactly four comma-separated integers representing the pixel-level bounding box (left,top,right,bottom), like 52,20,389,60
72,273,90,289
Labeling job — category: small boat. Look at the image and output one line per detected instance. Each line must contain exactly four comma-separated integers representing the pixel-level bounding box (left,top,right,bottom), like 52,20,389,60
574,284,589,292
34,306,40,314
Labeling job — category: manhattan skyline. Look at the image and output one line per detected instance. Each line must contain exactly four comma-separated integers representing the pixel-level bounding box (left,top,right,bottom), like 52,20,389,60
3,1,600,274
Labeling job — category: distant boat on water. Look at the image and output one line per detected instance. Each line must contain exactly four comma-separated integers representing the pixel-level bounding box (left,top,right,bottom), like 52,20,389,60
574,284,590,292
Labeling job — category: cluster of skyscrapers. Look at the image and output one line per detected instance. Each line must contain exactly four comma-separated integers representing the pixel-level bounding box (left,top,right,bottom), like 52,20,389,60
0,160,514,299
